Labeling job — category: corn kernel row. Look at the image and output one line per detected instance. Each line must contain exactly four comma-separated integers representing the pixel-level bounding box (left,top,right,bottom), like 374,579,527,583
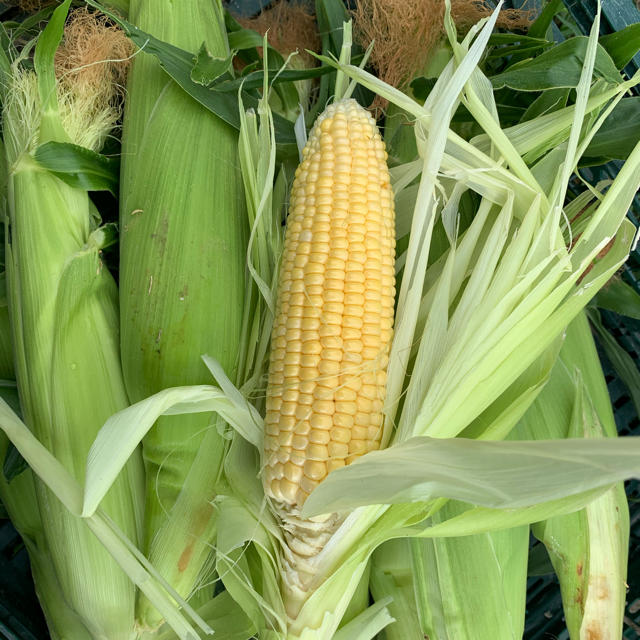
264,99,396,507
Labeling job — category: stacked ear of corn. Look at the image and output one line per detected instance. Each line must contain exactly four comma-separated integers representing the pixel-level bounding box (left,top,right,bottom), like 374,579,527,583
119,0,247,626
1,3,143,637
248,6,640,635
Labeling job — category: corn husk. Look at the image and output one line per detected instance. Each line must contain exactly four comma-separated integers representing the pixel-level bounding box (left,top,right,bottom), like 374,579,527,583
0,147,91,639
1,4,143,637
0,147,12,382
119,0,247,626
516,311,629,639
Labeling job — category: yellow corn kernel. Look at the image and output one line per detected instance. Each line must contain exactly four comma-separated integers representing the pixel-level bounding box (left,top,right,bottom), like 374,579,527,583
264,99,395,508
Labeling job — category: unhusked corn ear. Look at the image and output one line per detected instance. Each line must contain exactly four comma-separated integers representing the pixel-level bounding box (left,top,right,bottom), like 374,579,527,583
1,8,142,636
264,99,395,508
120,0,246,629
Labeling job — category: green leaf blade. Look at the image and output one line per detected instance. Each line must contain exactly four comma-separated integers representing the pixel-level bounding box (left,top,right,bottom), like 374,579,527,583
34,142,120,194
302,436,640,517
490,38,621,91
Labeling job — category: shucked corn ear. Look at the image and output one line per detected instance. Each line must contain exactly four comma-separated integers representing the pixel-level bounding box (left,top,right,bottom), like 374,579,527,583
264,98,395,508
120,0,247,625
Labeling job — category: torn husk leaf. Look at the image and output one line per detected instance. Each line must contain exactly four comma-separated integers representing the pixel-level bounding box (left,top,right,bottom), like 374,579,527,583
234,1,320,113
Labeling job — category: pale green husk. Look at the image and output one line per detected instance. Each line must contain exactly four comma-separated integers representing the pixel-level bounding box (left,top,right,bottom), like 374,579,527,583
1,2,144,637
517,311,629,639
119,0,248,626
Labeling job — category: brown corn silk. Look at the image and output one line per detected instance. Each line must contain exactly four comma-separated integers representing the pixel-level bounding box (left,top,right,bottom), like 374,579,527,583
236,0,320,66
352,0,533,100
54,8,132,95
4,0,55,12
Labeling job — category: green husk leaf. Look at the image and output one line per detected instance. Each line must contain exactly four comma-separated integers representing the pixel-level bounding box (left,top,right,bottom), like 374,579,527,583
315,0,349,55
459,340,560,442
488,34,550,47
384,5,502,444
5,6,57,43
302,436,640,516
490,38,621,91
588,308,640,417
215,495,285,635
592,274,640,319
155,591,256,640
369,540,421,640
584,97,640,161
213,65,333,93
407,488,608,538
190,43,234,86
83,385,260,517
227,27,266,51
33,0,71,144
521,87,570,122
527,0,563,39
473,74,640,162
202,355,264,447
599,22,640,69
104,0,129,16
548,5,601,222
34,142,119,195
331,598,394,640
0,396,80,517
409,502,528,640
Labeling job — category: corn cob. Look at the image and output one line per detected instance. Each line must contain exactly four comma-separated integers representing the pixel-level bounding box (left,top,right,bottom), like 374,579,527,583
264,98,396,510
120,0,247,625
262,99,395,622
